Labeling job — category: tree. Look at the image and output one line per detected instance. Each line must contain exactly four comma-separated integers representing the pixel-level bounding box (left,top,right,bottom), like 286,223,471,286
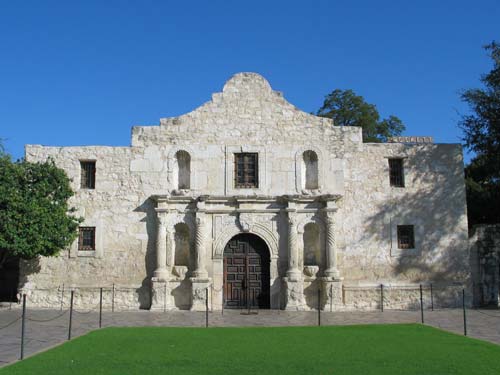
460,42,500,227
316,89,405,142
0,151,81,271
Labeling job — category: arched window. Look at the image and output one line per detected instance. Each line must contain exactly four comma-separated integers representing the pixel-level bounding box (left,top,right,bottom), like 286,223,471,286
302,150,318,189
175,150,191,190
174,223,190,267
303,223,321,266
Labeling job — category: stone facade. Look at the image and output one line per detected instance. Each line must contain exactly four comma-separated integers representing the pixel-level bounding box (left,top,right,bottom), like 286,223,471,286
21,73,470,310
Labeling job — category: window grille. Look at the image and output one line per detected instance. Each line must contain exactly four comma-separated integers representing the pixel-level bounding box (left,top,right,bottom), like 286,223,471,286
235,153,258,188
389,158,404,187
397,225,415,249
78,227,96,251
80,161,96,189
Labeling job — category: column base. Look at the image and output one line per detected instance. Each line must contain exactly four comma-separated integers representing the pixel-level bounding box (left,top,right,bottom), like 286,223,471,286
190,277,212,311
192,270,209,279
324,268,340,279
320,278,343,311
286,269,302,281
150,278,176,311
283,277,306,311
153,268,169,281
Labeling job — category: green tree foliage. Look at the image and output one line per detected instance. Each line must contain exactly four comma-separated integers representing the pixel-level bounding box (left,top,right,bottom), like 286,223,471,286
316,89,405,142
460,42,500,227
0,150,81,271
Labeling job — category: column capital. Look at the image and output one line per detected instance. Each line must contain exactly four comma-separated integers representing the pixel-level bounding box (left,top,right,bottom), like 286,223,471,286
157,212,169,226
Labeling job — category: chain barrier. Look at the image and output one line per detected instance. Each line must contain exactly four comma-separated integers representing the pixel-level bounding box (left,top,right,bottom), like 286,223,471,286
474,309,500,319
26,310,68,323
211,285,224,293
73,301,101,315
0,316,22,331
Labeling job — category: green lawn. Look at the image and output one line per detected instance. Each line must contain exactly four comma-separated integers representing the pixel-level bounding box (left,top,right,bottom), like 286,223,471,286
2,324,500,375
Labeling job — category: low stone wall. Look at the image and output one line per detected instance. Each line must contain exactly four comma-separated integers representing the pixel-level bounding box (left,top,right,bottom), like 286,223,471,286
8,283,468,311
17,286,148,311
339,284,465,311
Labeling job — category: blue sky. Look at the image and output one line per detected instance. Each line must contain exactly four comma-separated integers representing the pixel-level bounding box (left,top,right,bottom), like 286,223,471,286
1,1,498,162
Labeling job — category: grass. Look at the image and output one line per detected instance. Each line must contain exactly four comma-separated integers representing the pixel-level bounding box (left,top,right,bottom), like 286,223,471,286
2,324,500,375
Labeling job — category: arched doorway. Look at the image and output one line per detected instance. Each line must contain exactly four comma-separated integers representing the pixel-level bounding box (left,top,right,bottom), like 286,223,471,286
223,233,270,309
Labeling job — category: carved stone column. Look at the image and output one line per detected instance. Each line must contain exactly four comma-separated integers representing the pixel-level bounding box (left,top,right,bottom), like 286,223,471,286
284,205,305,310
166,229,175,277
324,210,340,279
192,215,208,279
154,214,168,281
190,202,211,311
286,214,301,280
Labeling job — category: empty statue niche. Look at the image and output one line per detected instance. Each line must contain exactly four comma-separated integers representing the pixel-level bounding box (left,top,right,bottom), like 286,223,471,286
303,222,322,309
302,150,318,190
174,223,191,269
303,222,321,268
172,222,192,309
174,150,191,190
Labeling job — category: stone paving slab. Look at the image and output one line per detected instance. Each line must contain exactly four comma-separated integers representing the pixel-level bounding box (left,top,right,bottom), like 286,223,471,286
1,308,499,368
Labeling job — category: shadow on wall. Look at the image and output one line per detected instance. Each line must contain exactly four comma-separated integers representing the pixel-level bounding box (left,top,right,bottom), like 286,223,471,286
134,197,158,309
354,147,470,285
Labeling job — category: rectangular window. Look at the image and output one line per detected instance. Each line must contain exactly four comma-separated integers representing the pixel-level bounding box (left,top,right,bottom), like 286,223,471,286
235,153,258,188
397,225,415,249
78,227,96,251
80,161,96,189
389,158,404,187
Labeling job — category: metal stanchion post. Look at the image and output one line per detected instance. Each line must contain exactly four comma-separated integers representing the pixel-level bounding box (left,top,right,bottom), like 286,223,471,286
68,291,74,340
317,288,321,326
419,284,424,324
430,283,434,311
164,283,167,313
112,284,115,313
60,283,64,311
20,294,26,360
206,288,209,328
463,289,467,336
380,284,384,312
330,284,333,312
99,287,103,328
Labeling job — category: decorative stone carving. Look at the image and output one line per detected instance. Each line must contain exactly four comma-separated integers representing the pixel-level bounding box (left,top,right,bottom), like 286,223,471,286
303,265,319,278
283,278,305,310
238,212,254,232
190,277,211,311
321,278,343,311
173,265,188,280
150,279,176,311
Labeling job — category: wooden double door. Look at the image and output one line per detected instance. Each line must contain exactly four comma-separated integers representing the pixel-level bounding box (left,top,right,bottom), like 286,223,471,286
223,234,270,309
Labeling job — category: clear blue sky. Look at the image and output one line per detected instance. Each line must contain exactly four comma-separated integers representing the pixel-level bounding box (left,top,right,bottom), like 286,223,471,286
1,1,499,162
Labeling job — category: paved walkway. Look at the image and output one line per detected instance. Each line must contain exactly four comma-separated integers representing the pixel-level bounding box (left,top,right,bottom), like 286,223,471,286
1,307,499,367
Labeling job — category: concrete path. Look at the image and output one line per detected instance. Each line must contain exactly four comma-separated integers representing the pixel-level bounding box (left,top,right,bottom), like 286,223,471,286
1,308,499,368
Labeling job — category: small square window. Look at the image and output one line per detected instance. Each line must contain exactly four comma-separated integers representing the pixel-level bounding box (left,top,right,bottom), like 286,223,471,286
78,227,96,251
397,225,415,249
389,158,404,187
80,161,96,189
235,153,258,188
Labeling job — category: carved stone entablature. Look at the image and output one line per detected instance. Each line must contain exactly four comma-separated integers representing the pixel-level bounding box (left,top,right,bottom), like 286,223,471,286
213,222,279,259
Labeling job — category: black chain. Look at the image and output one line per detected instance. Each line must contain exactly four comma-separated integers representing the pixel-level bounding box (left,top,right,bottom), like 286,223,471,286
0,316,22,330
27,310,68,322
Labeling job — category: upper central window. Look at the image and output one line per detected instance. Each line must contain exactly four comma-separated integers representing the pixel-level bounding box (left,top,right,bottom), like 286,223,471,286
235,153,258,188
